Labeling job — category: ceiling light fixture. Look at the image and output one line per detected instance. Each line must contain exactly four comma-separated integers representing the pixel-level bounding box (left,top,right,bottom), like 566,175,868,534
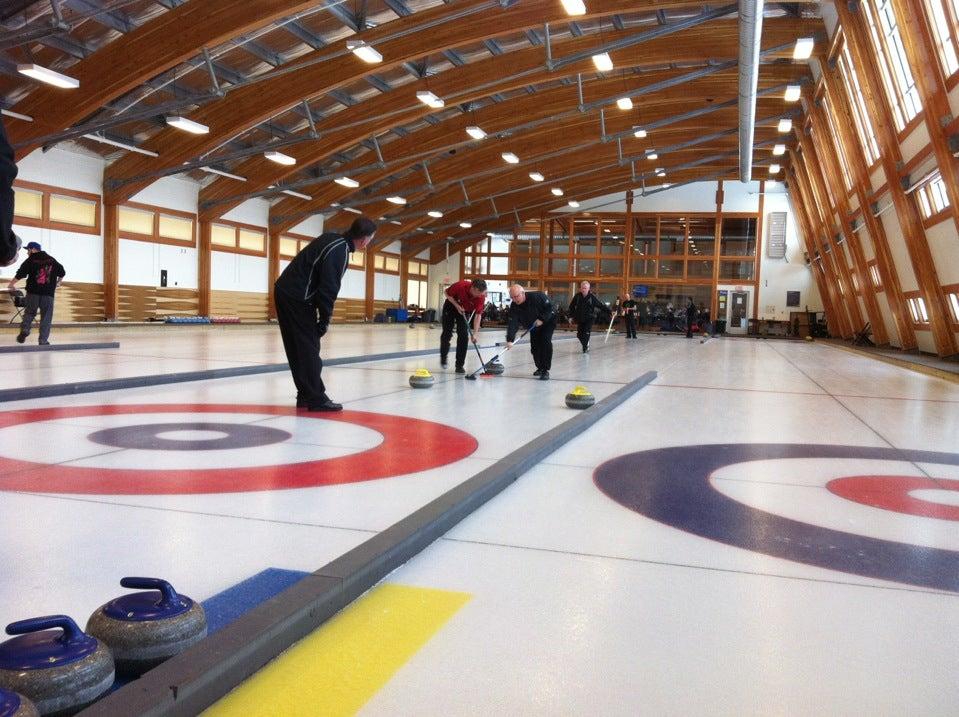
17,63,79,89
551,188,564,196
616,96,633,111
264,150,296,165
777,118,793,133
769,164,781,174
656,169,666,177
386,196,407,204
165,116,209,134
793,38,815,60
428,210,443,218
561,0,587,16
773,143,786,156
784,85,802,102
633,128,647,138
1,108,33,122
529,172,545,182
647,152,658,160
416,90,444,109
592,52,613,72
342,207,362,214
82,134,157,157
460,222,472,228
390,220,402,225
568,200,580,208
501,152,520,164
334,176,360,188
466,126,487,140
346,39,383,63
201,166,247,181
282,189,312,200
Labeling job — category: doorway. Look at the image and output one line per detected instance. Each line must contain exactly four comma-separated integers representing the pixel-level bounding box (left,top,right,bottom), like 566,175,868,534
718,286,752,335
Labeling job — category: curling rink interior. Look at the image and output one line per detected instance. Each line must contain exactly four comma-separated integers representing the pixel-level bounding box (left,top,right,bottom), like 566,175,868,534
1,325,957,715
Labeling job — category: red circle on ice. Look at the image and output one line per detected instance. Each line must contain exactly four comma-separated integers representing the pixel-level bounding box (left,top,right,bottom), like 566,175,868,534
0,404,477,495
827,474,959,521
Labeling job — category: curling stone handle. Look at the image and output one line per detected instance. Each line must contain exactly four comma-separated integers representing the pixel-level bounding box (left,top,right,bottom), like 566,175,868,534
6,615,86,643
120,577,180,606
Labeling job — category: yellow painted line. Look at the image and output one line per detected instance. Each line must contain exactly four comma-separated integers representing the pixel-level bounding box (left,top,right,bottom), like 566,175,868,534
824,342,959,384
204,584,471,717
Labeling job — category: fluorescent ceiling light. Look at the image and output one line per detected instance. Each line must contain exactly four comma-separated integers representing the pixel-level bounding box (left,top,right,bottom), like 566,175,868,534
551,187,564,196
592,52,613,72
386,196,407,205
529,172,545,182
793,38,815,60
334,176,360,188
428,210,443,218
1,108,33,122
784,85,802,102
165,116,209,134
346,39,383,64
568,200,580,208
647,152,658,160
561,0,587,16
633,128,647,138
501,152,520,164
773,143,786,156
603,228,611,233
656,169,666,177
342,207,362,214
616,96,633,111
282,189,312,200
82,133,157,157
17,63,79,89
662,183,671,189
460,222,472,228
201,166,246,181
264,150,296,165
416,90,444,109
769,164,781,174
466,126,487,140
390,220,402,225
777,118,793,133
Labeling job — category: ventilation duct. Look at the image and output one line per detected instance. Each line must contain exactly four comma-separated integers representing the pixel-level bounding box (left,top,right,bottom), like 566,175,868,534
738,0,764,181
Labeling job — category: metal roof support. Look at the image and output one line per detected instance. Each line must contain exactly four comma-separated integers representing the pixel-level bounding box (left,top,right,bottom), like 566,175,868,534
302,100,318,137
738,0,764,181
490,196,499,217
372,135,385,167
203,48,223,98
422,162,433,188
544,22,552,68
460,180,471,205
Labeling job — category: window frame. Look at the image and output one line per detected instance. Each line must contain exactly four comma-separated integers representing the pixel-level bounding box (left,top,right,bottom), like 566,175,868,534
922,0,959,82
904,290,931,327
12,180,102,236
117,201,197,248
208,219,267,257
860,0,924,132
835,34,882,166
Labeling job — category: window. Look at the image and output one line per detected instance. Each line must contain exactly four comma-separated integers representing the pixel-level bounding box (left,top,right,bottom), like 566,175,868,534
836,36,881,165
119,206,154,236
279,237,300,257
238,228,265,252
862,0,923,130
915,173,950,219
349,250,365,268
209,220,266,255
820,90,854,190
923,0,959,77
868,261,883,291
117,202,194,246
158,214,193,242
373,253,400,274
906,293,930,324
946,286,959,324
720,217,758,256
12,181,101,235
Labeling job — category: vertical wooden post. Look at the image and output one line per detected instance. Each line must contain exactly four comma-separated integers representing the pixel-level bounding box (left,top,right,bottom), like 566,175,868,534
198,219,211,318
538,213,547,292
753,180,765,321
103,203,118,321
267,231,280,321
364,251,375,321
624,190,634,297
710,181,723,323
398,256,408,306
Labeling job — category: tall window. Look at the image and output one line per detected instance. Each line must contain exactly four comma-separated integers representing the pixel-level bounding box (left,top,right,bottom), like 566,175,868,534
915,173,951,218
923,0,959,76
820,90,854,190
861,0,923,130
836,37,880,165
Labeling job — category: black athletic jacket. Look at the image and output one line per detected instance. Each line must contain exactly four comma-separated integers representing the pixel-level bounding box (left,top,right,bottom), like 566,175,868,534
568,292,609,323
15,251,65,296
0,118,19,266
275,232,355,323
506,291,555,341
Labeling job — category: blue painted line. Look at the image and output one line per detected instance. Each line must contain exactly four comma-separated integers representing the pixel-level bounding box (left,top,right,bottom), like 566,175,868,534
202,568,310,635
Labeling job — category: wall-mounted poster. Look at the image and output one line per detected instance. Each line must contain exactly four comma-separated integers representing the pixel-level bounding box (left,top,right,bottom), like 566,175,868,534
786,291,800,307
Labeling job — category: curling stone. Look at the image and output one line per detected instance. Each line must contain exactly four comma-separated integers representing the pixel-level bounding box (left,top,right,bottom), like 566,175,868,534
805,335,813,341
483,360,505,375
565,386,595,410
86,577,206,678
0,689,39,717
0,616,114,717
409,368,435,388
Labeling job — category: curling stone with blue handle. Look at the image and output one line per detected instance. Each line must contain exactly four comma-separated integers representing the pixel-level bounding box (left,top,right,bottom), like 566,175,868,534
0,616,114,717
0,689,39,717
86,577,206,677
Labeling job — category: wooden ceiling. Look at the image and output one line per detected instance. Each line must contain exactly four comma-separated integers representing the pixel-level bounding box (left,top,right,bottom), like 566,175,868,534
2,0,824,255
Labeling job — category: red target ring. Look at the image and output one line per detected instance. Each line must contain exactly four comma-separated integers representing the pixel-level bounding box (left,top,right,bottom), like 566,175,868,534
0,404,477,495
827,475,959,521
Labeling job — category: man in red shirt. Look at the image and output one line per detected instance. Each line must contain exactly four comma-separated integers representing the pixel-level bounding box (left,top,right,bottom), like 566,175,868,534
440,278,487,373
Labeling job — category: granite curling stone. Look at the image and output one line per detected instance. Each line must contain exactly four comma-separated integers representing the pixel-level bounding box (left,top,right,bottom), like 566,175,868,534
409,368,435,388
86,577,207,677
0,689,39,717
0,615,114,717
565,386,596,409
483,360,505,375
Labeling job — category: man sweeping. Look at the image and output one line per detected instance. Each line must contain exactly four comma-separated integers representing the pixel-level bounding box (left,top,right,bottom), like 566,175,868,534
274,216,376,412
506,284,557,381
440,278,487,374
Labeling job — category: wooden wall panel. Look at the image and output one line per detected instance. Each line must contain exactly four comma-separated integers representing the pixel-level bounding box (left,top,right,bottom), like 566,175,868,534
210,290,269,321
1,282,104,323
118,285,199,321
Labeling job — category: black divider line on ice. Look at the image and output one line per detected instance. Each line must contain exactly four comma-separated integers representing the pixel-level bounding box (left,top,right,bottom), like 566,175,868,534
0,342,120,354
79,370,657,717
0,345,498,403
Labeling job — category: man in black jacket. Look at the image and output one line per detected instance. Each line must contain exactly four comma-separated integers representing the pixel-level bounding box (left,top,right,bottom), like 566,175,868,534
567,280,610,353
0,117,21,267
620,293,638,339
506,284,557,380
274,217,376,411
8,242,65,345
685,297,698,338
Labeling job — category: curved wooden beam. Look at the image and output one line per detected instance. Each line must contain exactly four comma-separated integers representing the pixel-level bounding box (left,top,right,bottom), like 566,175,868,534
10,0,325,156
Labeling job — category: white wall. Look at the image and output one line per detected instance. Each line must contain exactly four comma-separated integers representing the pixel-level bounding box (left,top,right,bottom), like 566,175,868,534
288,215,324,237
340,268,365,299
426,251,460,310
129,176,199,212
119,239,197,289
374,273,400,301
220,198,270,227
211,252,268,293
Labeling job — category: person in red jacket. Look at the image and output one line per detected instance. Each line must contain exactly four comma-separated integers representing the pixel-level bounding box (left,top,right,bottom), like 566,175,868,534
9,242,65,345
440,278,486,373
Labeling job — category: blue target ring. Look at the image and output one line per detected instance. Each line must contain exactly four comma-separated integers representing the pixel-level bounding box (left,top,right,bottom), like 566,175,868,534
593,444,959,592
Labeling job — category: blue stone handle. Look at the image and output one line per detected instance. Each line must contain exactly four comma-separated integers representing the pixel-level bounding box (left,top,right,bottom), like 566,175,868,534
6,615,85,643
120,577,180,607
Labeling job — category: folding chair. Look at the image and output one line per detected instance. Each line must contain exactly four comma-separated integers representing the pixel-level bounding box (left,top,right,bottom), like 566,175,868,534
6,289,25,324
